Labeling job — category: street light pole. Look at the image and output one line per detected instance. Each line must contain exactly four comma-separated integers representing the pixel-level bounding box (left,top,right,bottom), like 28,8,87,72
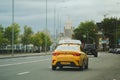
54,7,56,40
45,0,47,53
115,18,117,48
55,6,67,40
12,0,14,56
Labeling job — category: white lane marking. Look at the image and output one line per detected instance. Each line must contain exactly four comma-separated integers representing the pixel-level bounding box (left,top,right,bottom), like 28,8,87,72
0,59,49,67
17,71,30,75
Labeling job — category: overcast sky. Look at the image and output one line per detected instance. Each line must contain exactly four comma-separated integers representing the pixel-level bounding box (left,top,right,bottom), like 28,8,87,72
0,0,120,35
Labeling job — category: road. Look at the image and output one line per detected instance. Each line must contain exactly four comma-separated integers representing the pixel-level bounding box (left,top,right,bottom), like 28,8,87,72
0,52,120,80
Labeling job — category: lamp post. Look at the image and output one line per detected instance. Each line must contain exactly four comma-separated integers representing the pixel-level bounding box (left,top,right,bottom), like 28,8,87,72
115,17,117,48
45,0,47,53
54,6,56,40
53,1,66,41
12,0,14,56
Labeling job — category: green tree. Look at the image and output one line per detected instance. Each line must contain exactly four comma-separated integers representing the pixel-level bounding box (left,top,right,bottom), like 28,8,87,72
73,21,98,44
21,25,33,45
39,32,52,51
31,31,52,51
0,25,9,47
101,17,120,48
4,23,20,44
31,32,42,47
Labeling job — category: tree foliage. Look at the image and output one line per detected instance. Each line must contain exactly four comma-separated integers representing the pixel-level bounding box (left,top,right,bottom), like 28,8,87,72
73,21,98,44
0,23,52,52
31,31,52,51
31,32,43,47
21,25,33,45
101,17,120,48
4,23,20,44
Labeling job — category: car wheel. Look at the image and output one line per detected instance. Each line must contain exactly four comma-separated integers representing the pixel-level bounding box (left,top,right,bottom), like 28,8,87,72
52,66,56,70
94,53,98,57
85,59,88,69
80,61,85,71
59,66,63,69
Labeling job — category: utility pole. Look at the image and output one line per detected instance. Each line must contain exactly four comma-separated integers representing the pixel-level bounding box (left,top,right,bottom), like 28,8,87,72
54,7,56,40
115,18,117,48
12,0,14,56
45,0,47,54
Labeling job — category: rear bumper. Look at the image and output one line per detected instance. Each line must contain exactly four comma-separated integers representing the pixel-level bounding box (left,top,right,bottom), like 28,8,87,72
55,62,78,67
86,51,97,55
52,60,82,67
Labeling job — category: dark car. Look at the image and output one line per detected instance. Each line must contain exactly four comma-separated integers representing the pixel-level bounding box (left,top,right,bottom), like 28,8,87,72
108,48,114,53
116,48,120,54
84,44,98,57
114,48,120,54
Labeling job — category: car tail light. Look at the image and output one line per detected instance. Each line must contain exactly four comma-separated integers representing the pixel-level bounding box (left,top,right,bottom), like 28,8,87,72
52,60,56,63
72,53,81,56
52,52,60,56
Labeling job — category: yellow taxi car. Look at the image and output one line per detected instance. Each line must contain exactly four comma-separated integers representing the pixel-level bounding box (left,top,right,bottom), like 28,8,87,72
51,44,88,70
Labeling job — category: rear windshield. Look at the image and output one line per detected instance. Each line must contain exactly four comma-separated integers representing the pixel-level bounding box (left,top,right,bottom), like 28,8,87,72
56,46,79,51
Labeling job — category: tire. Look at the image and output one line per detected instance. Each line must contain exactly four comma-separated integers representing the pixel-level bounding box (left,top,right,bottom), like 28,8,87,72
59,66,63,69
85,59,88,69
94,52,98,57
80,61,85,71
52,66,56,70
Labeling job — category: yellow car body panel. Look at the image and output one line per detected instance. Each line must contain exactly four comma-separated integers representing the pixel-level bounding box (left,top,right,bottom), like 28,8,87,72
52,45,88,68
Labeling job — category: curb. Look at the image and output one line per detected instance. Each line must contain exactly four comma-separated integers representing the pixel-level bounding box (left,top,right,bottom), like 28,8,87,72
0,52,51,59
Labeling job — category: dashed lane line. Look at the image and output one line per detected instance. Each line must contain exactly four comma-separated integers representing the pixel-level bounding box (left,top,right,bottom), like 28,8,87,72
17,71,30,75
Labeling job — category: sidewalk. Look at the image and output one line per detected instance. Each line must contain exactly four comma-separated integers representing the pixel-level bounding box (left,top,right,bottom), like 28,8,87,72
0,52,51,59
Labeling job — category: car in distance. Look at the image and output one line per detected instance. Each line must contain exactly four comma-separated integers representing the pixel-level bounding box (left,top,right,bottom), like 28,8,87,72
116,48,120,54
108,48,114,53
113,48,120,54
84,44,98,57
51,45,88,70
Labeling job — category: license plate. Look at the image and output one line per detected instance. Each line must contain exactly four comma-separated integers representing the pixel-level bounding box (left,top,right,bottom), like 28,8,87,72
61,62,70,65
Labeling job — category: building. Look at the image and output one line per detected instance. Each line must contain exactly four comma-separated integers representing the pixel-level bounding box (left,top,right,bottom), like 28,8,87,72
64,18,74,39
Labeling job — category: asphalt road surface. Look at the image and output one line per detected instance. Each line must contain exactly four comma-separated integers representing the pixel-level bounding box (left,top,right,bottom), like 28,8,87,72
0,52,120,80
